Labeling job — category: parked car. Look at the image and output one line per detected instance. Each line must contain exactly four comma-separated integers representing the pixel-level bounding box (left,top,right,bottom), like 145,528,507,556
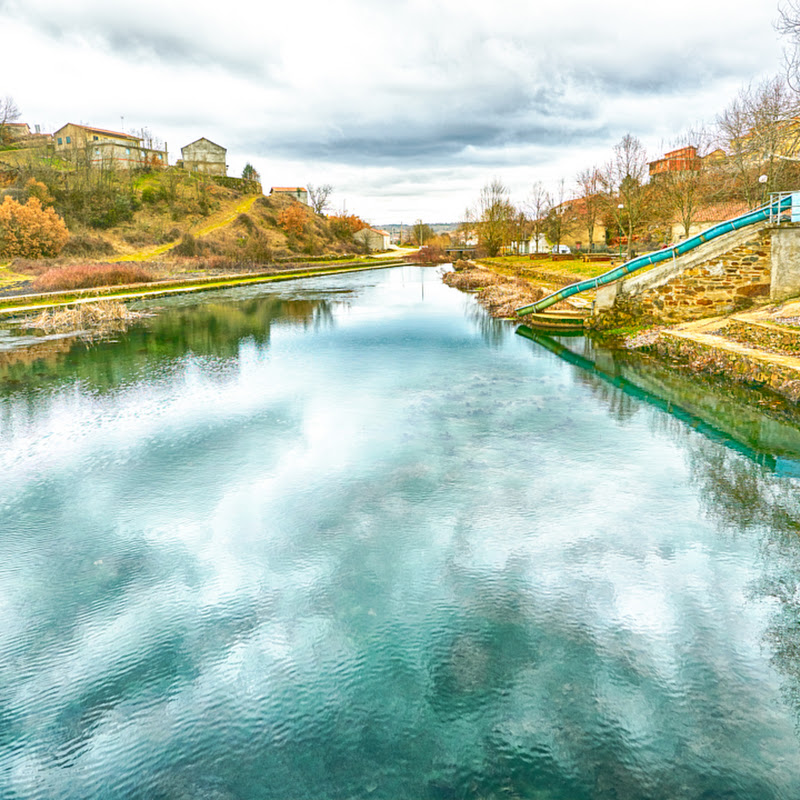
551,244,572,254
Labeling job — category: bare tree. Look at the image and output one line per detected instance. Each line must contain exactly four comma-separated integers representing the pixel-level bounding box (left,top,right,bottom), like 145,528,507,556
651,132,710,241
716,77,798,207
0,96,21,144
778,1,800,92
133,127,163,151
543,178,573,251
601,134,651,260
575,167,603,251
456,207,476,247
307,183,333,215
476,178,514,256
524,181,551,254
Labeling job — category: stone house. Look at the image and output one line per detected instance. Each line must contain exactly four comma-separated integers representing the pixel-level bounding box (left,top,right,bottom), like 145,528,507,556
53,123,167,169
354,227,391,251
178,138,227,176
270,187,309,205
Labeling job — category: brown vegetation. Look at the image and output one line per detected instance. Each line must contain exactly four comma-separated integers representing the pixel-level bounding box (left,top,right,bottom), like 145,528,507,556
443,264,547,317
26,300,145,335
32,263,157,292
0,196,69,258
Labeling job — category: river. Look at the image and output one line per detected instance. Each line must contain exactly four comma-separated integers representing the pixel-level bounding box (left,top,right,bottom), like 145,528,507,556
1,265,800,799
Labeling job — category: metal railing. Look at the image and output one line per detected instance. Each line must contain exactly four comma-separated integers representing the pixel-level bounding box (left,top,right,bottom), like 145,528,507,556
768,191,798,225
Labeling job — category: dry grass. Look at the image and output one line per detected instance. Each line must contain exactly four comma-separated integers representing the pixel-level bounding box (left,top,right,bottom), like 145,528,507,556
26,301,145,334
443,264,548,317
32,263,158,292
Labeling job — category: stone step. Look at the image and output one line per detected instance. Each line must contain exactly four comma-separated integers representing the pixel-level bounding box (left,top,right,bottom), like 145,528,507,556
713,316,800,357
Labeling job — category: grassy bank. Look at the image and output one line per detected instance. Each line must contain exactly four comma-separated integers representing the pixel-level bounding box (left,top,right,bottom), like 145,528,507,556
0,259,407,315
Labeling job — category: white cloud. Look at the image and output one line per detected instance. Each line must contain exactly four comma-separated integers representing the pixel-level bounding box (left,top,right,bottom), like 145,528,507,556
0,0,786,220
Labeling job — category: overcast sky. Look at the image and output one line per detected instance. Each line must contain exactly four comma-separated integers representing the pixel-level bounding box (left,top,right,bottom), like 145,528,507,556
0,0,789,223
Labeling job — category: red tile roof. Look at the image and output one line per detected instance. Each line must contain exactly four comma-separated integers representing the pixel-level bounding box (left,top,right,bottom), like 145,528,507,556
691,201,750,223
271,187,307,192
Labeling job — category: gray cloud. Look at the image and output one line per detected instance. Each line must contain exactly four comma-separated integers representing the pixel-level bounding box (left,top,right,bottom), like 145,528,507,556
0,0,786,219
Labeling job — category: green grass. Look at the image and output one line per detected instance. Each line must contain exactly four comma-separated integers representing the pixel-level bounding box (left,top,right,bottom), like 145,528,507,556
478,256,614,280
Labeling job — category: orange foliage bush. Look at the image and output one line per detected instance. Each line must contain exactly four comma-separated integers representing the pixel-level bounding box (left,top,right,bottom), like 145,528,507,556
328,213,368,235
278,204,308,236
24,178,55,207
0,196,69,258
33,263,156,292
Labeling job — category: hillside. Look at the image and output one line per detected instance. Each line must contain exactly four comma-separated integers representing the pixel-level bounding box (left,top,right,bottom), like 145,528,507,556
0,158,386,294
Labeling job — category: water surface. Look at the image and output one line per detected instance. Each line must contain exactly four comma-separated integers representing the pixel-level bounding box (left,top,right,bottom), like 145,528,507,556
2,266,800,799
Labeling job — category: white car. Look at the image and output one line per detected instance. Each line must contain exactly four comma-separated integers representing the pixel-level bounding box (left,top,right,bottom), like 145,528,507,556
551,244,572,254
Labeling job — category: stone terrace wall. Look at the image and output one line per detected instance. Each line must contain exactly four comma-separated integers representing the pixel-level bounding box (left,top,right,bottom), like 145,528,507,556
595,230,771,328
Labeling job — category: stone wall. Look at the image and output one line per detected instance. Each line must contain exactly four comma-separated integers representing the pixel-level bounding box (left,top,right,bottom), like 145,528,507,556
652,332,800,404
720,319,800,355
595,230,771,327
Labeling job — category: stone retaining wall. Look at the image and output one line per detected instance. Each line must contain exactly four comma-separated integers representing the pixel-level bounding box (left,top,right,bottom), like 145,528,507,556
652,333,800,403
721,319,800,356
611,232,771,325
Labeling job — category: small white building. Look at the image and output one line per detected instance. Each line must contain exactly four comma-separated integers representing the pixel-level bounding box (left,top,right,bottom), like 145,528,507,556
354,227,391,251
506,234,548,255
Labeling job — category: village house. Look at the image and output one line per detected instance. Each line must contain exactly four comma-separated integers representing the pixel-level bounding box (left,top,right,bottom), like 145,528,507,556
506,234,548,255
353,227,391,251
649,146,703,179
669,200,750,241
0,122,52,148
177,138,227,176
53,123,167,170
270,187,309,205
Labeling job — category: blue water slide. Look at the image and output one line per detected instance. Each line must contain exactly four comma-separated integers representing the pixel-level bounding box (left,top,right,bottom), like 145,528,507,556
516,195,793,317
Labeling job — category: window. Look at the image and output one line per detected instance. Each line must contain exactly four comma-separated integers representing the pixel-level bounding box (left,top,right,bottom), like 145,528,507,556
93,135,98,141
66,136,71,144
126,148,131,155
95,148,100,154
57,137,62,145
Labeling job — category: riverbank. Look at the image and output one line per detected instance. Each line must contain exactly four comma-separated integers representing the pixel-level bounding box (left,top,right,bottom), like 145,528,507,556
623,303,800,404
442,259,591,317
444,258,800,406
0,258,407,316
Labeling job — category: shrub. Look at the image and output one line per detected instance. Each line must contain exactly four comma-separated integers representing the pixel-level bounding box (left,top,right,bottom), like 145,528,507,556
60,234,116,257
141,186,168,205
328,213,368,239
158,226,182,244
278,204,308,237
0,196,69,258
89,193,139,229
413,245,448,265
32,263,157,292
171,232,198,257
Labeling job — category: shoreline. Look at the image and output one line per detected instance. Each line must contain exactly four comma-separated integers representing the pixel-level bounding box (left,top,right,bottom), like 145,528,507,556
443,259,800,408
